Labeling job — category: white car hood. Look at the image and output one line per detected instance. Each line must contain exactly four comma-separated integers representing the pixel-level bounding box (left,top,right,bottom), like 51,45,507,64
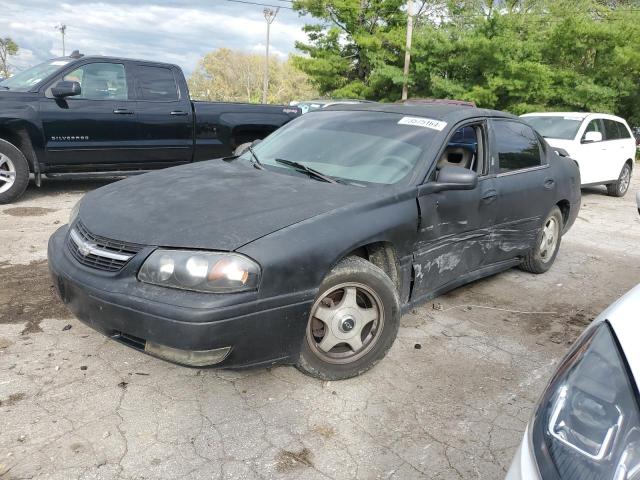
596,284,640,386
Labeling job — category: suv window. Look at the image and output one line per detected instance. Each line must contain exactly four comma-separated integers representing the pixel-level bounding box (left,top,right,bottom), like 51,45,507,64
135,66,178,101
582,119,603,142
616,121,631,139
63,63,128,100
494,121,542,173
603,119,622,140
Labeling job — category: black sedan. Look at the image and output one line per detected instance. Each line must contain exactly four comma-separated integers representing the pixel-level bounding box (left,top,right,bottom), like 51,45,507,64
48,104,581,380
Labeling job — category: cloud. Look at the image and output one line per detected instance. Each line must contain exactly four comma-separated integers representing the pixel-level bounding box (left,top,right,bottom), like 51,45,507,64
0,1,314,76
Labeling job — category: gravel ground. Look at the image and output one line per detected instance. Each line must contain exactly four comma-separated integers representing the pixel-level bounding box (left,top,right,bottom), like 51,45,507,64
1,172,639,480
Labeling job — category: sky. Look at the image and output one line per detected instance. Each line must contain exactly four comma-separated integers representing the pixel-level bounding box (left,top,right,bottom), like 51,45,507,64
0,0,314,76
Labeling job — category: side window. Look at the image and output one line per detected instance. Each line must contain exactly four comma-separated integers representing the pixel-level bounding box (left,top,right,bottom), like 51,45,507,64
582,119,603,140
616,121,631,139
494,121,542,173
135,66,178,101
603,119,621,140
437,124,484,174
63,63,128,100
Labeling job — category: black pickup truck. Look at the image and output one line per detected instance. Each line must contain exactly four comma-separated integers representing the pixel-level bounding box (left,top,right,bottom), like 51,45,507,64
0,52,300,203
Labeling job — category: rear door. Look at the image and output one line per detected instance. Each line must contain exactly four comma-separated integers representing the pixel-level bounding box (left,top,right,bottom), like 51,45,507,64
132,64,193,164
602,119,632,181
40,61,139,167
490,119,556,263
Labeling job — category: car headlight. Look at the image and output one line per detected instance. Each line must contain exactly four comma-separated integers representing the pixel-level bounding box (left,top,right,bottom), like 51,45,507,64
138,250,260,293
531,322,640,479
69,200,81,224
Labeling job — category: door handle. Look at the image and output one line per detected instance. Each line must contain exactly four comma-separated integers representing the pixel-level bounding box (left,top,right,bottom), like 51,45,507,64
544,178,555,189
170,111,189,116
482,189,497,203
113,108,133,115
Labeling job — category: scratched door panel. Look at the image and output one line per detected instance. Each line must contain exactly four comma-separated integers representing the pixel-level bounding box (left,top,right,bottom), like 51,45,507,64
413,176,498,297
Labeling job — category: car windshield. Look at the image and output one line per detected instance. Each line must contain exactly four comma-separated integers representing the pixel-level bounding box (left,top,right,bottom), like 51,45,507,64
0,60,70,91
242,110,434,185
523,115,583,140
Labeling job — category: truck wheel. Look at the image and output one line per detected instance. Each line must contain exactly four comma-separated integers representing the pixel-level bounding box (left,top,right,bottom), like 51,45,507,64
0,139,30,204
606,163,631,197
520,206,563,274
297,256,400,380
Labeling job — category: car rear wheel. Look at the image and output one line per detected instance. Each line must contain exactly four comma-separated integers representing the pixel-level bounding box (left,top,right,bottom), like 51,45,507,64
520,206,563,274
0,139,30,204
297,256,400,380
606,163,631,197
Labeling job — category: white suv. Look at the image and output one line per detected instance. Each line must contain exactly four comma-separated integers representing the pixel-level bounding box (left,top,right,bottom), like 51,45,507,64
521,112,635,197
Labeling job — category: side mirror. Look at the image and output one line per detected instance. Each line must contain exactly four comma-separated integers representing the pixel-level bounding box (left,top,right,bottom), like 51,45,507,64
582,131,602,143
418,166,478,196
51,80,81,98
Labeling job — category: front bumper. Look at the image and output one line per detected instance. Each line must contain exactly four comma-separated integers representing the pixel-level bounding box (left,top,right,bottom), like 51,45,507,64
506,427,541,480
48,225,315,368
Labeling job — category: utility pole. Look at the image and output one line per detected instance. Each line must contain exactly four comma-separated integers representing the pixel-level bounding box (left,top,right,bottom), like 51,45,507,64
401,0,413,101
262,7,279,104
55,24,67,56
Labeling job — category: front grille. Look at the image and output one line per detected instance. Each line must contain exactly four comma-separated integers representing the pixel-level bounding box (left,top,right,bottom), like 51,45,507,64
67,221,143,272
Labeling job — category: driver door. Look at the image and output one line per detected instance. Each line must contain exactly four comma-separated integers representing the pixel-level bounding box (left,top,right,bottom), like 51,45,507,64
411,121,499,300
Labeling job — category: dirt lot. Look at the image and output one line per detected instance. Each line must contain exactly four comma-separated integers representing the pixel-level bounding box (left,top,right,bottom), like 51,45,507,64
1,174,639,480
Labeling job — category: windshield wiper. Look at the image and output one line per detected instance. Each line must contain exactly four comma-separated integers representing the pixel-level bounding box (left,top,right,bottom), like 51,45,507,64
0,85,9,90
247,146,264,170
275,158,337,184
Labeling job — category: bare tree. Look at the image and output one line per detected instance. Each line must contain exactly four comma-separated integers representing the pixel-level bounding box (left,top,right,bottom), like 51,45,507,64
0,37,19,79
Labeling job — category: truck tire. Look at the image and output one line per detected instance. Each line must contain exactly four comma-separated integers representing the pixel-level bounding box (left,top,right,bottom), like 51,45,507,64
0,139,30,204
520,206,563,274
606,163,631,197
297,256,400,380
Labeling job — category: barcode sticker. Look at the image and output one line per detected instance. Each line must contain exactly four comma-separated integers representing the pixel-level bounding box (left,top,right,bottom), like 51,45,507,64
398,116,447,131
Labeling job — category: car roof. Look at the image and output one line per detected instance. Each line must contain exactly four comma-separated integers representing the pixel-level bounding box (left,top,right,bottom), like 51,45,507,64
52,55,179,69
521,111,629,123
595,283,640,385
323,103,516,124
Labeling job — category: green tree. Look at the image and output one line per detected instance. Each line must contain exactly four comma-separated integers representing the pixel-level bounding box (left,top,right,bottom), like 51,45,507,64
188,48,318,104
0,37,19,79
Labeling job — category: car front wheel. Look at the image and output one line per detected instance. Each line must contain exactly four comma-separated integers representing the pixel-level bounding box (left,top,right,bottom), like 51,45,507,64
607,163,631,197
297,256,400,380
520,206,563,274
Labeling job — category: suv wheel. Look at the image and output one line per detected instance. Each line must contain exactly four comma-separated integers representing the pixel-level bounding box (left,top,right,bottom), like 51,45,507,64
297,256,400,380
607,163,631,197
520,206,563,274
0,139,30,204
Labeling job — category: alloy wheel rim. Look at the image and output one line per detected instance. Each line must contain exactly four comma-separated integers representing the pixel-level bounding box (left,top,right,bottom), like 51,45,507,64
307,282,384,365
619,166,630,194
539,216,559,263
0,154,16,194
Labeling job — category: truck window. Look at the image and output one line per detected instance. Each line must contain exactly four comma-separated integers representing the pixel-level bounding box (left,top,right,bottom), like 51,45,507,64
63,63,128,101
135,66,179,102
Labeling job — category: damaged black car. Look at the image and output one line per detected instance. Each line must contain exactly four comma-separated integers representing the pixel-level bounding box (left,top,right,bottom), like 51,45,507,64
48,104,581,380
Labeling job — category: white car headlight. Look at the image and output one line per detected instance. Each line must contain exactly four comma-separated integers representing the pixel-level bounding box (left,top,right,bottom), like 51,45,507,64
531,322,640,479
138,250,261,293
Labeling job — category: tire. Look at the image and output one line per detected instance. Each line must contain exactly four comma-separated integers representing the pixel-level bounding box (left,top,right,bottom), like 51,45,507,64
606,163,632,197
0,139,30,204
520,206,563,274
296,256,400,380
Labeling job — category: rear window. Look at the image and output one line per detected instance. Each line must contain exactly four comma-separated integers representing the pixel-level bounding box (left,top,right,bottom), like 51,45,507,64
135,66,178,101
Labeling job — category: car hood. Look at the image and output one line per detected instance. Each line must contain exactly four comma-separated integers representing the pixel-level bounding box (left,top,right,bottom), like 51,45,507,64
79,160,381,251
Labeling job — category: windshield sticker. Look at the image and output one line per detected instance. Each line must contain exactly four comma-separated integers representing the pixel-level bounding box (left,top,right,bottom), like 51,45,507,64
563,116,583,121
50,61,70,66
398,116,447,131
